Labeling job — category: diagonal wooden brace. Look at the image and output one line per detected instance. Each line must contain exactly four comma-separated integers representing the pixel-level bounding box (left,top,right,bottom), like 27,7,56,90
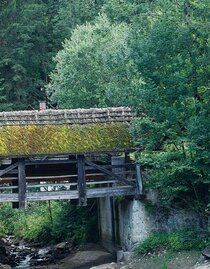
85,159,135,187
0,162,19,177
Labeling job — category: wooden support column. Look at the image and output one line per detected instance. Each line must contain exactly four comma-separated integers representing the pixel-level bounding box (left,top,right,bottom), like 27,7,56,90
111,155,125,178
12,180,19,209
135,164,143,197
77,155,87,206
18,159,26,209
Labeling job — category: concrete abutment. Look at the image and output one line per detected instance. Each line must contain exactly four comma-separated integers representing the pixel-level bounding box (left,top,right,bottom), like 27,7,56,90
98,196,207,253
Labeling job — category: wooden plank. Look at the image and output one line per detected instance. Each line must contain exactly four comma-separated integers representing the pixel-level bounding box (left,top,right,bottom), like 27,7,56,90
25,186,136,201
26,190,78,201
27,182,78,188
77,155,87,206
85,159,135,187
26,159,77,165
0,186,136,203
0,186,18,190
27,179,135,189
26,173,104,180
135,164,143,195
0,162,19,177
85,163,135,171
0,177,18,181
0,194,19,202
18,159,26,208
4,169,18,174
87,186,136,198
26,174,106,183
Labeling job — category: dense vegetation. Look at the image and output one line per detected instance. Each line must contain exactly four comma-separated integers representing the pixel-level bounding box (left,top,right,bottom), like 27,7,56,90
135,230,210,255
0,201,97,244
0,0,209,214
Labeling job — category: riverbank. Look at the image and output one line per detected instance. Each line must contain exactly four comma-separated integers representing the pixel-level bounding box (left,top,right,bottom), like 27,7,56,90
0,239,115,269
1,236,210,269
30,244,115,269
90,250,210,269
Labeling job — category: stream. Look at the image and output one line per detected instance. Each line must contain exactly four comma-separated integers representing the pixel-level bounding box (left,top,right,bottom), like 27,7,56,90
3,236,73,268
1,236,116,269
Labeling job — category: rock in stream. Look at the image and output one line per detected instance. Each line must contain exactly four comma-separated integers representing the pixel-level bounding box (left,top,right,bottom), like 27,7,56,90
1,236,73,268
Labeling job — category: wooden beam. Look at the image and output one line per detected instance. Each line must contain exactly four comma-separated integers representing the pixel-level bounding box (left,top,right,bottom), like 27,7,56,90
135,164,143,196
26,159,77,166
85,159,135,187
77,155,87,206
26,186,135,201
85,163,135,171
0,162,19,177
0,186,136,203
11,165,19,209
18,159,26,209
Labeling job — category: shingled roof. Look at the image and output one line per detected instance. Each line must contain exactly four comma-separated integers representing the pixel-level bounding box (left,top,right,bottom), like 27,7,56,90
0,107,132,126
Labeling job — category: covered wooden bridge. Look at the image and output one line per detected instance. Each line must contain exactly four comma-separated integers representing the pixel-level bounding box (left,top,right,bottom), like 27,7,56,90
0,107,142,208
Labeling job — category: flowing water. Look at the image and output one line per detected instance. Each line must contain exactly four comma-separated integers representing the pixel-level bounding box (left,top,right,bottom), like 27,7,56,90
4,236,55,268
15,255,31,269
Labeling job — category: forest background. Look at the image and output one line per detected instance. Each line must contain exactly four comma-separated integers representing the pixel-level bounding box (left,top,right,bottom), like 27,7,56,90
0,0,209,214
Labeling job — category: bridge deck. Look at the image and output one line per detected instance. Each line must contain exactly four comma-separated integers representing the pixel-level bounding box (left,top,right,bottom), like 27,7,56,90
0,186,136,202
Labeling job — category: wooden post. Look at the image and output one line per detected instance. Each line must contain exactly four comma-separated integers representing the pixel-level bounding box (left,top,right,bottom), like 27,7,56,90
125,152,130,165
77,155,87,206
111,156,125,245
18,159,26,209
135,164,143,196
111,156,125,177
12,179,19,208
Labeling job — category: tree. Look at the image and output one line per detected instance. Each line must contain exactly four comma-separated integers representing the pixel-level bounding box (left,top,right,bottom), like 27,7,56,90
130,0,210,212
0,0,51,110
0,0,105,111
53,0,105,42
47,15,142,108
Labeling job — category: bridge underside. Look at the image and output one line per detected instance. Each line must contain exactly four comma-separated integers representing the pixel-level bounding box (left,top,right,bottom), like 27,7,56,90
0,153,143,207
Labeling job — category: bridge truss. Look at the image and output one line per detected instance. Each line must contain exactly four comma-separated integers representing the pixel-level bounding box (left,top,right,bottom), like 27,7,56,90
0,154,143,208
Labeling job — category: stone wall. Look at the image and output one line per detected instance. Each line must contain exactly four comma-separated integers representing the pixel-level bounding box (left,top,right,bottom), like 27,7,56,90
118,200,150,250
97,156,207,252
117,198,207,251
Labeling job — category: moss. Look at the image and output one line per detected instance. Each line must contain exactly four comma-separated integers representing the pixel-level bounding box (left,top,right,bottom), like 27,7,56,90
0,122,131,156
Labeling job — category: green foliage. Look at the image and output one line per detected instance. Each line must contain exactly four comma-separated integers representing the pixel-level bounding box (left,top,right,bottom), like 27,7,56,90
0,201,97,244
135,231,209,255
47,14,142,108
0,0,51,110
0,0,102,111
0,123,131,156
0,204,19,235
129,0,210,212
54,0,104,41
1,0,209,214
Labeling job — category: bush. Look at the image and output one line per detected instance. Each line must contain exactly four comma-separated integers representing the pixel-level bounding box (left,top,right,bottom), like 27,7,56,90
0,201,98,245
135,230,210,255
0,204,20,236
